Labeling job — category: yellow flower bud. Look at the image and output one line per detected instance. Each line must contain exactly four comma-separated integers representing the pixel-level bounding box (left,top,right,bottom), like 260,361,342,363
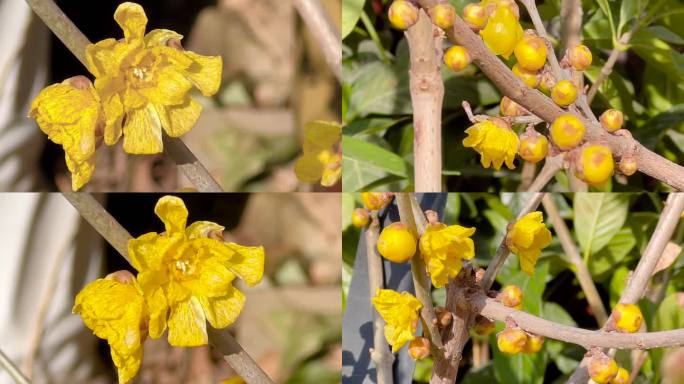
578,144,614,186
497,326,528,354
463,2,487,30
499,285,523,309
388,0,419,30
512,63,541,88
482,0,519,19
550,114,585,150
480,6,523,59
618,155,637,176
609,367,630,384
500,96,526,117
551,80,578,107
361,192,393,211
473,315,496,336
514,34,547,71
600,109,624,132
431,3,456,30
377,222,417,263
567,44,593,71
612,303,643,333
408,337,431,360
522,333,544,353
444,45,472,72
518,130,549,163
351,208,370,228
463,118,519,170
589,352,619,384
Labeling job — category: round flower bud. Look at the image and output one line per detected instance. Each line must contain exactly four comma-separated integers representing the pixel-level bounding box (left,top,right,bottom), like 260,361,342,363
518,130,549,163
538,71,556,94
551,80,578,107
482,0,520,19
578,144,614,186
431,3,456,30
497,326,528,354
361,192,393,211
388,0,419,30
500,96,526,117
610,367,630,384
522,333,544,353
473,315,496,336
480,6,523,59
499,285,523,309
588,352,619,384
618,155,637,176
514,34,547,71
444,45,472,72
377,222,417,263
612,303,643,333
550,114,585,150
351,208,370,228
600,109,624,132
567,44,593,71
408,337,431,360
512,64,541,88
463,2,487,29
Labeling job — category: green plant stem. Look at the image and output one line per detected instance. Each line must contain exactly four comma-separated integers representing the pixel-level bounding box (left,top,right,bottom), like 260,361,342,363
359,11,390,64
24,0,223,192
0,349,30,384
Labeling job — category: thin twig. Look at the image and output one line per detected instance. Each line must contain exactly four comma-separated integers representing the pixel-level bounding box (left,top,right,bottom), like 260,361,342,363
518,162,537,191
542,195,608,325
60,192,273,384
365,213,394,384
406,11,444,192
292,0,342,83
25,0,223,192
519,0,565,80
567,193,684,384
480,192,546,291
0,349,30,384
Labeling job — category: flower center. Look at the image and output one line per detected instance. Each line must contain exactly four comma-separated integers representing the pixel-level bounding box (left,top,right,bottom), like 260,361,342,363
131,66,147,81
172,257,197,280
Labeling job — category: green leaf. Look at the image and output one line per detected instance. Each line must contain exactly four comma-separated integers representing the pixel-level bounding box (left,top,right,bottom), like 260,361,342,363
342,193,355,230
619,0,639,36
609,266,630,307
649,292,684,379
588,227,636,281
573,193,630,258
596,0,617,40
461,364,497,384
343,117,409,136
341,135,409,191
444,193,462,225
342,0,365,39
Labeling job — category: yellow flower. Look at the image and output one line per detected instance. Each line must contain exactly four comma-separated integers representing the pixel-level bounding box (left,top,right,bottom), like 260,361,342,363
506,211,552,275
295,121,341,187
462,119,519,170
372,289,422,352
128,195,264,347
85,2,222,154
480,6,523,59
221,377,246,384
73,271,147,384
28,76,103,191
419,223,476,288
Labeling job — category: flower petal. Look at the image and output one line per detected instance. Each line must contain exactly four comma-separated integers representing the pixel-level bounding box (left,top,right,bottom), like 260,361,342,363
154,195,188,236
122,105,163,154
294,154,324,183
128,232,180,271
139,66,192,106
167,297,208,347
186,221,225,240
156,98,202,138
144,29,183,47
223,243,265,286
198,286,246,329
182,51,223,97
114,2,148,42
197,258,235,298
111,345,143,384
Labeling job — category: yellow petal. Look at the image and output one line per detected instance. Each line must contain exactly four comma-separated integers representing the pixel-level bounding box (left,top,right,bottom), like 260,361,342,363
156,98,202,137
111,345,142,384
154,195,188,235
186,221,225,240
139,66,192,106
139,275,168,339
122,105,163,154
144,29,184,47
65,154,95,191
114,2,148,42
295,154,325,183
321,166,342,187
223,243,265,286
182,51,223,97
128,232,180,271
101,92,124,146
198,286,246,329
196,258,235,298
302,121,342,153
86,38,140,78
167,297,208,347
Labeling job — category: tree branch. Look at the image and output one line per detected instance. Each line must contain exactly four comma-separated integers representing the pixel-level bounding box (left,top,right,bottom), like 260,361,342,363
526,155,564,192
406,10,444,192
292,0,342,83
0,349,30,384
25,0,224,192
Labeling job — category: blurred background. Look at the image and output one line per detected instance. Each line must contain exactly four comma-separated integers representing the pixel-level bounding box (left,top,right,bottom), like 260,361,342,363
0,192,341,383
1,0,340,192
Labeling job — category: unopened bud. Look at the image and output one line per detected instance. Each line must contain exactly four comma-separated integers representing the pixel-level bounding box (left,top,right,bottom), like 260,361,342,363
388,0,419,30
588,351,618,384
431,3,456,30
408,337,431,360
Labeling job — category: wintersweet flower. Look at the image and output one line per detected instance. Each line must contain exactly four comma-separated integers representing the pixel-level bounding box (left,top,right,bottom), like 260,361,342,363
479,6,523,59
128,195,264,347
462,118,519,170
294,121,341,187
29,76,103,191
419,223,476,288
86,2,222,154
506,211,552,275
73,271,148,384
372,289,422,352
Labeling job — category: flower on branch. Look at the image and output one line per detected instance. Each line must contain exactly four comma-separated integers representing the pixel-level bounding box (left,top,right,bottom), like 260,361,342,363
462,118,519,170
294,121,341,187
372,289,422,352
479,5,523,59
506,211,551,275
419,222,476,288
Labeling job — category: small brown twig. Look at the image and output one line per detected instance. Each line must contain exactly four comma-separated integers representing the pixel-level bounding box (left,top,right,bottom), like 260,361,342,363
406,10,444,192
518,161,537,191
0,349,30,384
292,0,342,83
365,212,394,384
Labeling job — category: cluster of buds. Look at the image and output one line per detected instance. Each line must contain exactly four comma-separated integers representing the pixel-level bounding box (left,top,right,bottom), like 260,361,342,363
587,350,629,384
388,0,456,31
496,322,545,355
351,193,394,229
498,284,523,309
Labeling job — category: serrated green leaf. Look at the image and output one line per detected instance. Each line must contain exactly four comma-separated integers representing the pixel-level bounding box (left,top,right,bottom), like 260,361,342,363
573,193,630,258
